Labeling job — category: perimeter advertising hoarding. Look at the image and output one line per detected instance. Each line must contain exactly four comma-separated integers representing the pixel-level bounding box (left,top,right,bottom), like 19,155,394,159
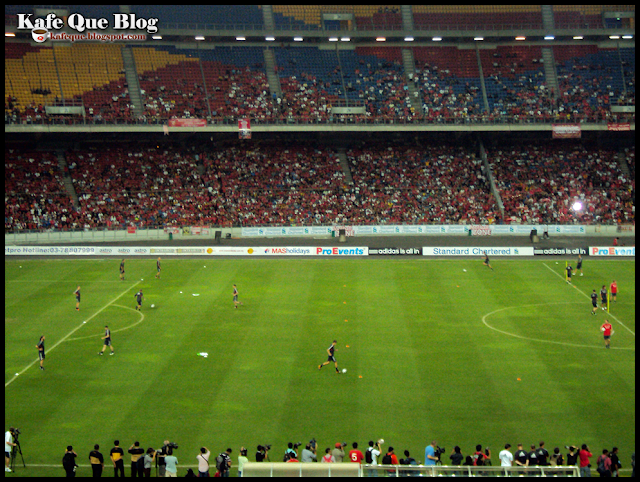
5,246,369,256
589,246,635,257
422,247,533,256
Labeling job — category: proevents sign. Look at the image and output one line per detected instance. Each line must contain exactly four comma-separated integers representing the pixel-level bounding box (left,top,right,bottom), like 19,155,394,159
552,124,581,139
589,246,635,257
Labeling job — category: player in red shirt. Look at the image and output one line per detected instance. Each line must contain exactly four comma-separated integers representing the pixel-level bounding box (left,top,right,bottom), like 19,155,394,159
348,443,364,463
601,320,613,349
610,280,617,302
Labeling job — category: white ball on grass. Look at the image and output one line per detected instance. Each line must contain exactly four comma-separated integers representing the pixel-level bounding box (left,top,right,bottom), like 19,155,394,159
151,304,155,308
342,368,347,373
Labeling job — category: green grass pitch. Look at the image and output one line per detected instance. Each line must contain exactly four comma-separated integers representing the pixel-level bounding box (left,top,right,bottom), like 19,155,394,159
4,257,635,476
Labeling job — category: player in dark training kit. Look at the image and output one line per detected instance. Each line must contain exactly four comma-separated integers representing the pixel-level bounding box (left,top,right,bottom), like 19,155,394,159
155,257,161,279
74,286,81,311
590,289,598,315
134,289,144,311
600,285,608,311
482,251,493,270
233,284,242,308
36,335,45,370
99,325,115,355
576,254,583,276
119,259,125,281
318,340,340,374
565,264,573,283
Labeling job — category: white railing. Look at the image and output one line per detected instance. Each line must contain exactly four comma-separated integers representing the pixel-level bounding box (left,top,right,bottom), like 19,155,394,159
240,462,580,477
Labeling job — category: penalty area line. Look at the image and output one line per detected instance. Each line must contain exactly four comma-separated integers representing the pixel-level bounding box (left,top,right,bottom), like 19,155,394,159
5,280,141,388
542,263,635,336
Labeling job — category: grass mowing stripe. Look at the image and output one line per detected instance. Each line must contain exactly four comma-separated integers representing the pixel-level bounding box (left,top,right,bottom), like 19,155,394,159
5,280,141,388
542,262,635,336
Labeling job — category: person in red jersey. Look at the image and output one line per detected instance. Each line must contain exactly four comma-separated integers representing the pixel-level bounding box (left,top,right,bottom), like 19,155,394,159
349,442,364,464
610,280,617,302
601,320,613,349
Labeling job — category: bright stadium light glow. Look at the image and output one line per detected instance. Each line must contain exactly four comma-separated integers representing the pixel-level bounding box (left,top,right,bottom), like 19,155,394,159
622,35,633,39
5,32,16,37
195,36,205,41
329,37,339,42
432,37,442,41
572,201,583,212
515,36,526,41
544,35,555,40
573,36,584,40
376,37,386,42
340,37,350,42
293,36,303,42
609,35,620,39
236,36,246,41
404,36,414,42
474,37,484,41
152,35,162,40
265,36,275,41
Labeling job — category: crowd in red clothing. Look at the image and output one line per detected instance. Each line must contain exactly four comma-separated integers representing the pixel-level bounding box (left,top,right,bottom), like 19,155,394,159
346,144,498,224
4,143,635,232
490,144,635,225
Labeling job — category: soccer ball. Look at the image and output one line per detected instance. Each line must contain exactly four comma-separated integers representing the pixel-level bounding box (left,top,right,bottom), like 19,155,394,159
342,368,347,373
151,304,155,308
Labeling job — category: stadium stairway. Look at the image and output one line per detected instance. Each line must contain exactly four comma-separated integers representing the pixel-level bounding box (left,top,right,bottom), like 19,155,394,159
262,4,275,31
56,150,79,208
263,49,283,100
616,149,631,177
401,48,420,110
121,47,144,117
401,5,414,30
336,148,353,185
541,47,559,98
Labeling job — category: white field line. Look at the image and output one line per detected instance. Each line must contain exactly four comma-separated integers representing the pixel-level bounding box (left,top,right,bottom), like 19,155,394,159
542,263,635,336
5,281,141,388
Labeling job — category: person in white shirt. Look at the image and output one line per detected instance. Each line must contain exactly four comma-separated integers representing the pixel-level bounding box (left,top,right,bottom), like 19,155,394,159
5,429,17,472
499,443,514,467
196,447,210,477
237,447,249,477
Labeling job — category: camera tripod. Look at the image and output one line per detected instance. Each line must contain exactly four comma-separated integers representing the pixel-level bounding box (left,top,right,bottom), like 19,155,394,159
11,438,25,471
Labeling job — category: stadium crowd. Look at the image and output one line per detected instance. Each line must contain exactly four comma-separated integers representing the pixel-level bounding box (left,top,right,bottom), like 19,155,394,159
43,438,632,477
489,144,635,225
4,143,634,232
5,44,635,126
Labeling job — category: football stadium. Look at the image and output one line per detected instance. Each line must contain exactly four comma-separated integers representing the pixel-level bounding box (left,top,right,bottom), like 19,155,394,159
5,5,635,477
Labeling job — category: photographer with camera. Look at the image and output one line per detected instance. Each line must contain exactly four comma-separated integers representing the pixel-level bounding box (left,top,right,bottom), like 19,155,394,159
284,442,300,462
238,447,249,477
301,443,317,463
424,440,438,467
565,445,579,467
164,447,178,477
156,440,177,477
62,445,78,477
256,445,270,462
5,428,18,473
128,441,145,477
332,442,347,463
196,447,210,477
579,444,593,477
